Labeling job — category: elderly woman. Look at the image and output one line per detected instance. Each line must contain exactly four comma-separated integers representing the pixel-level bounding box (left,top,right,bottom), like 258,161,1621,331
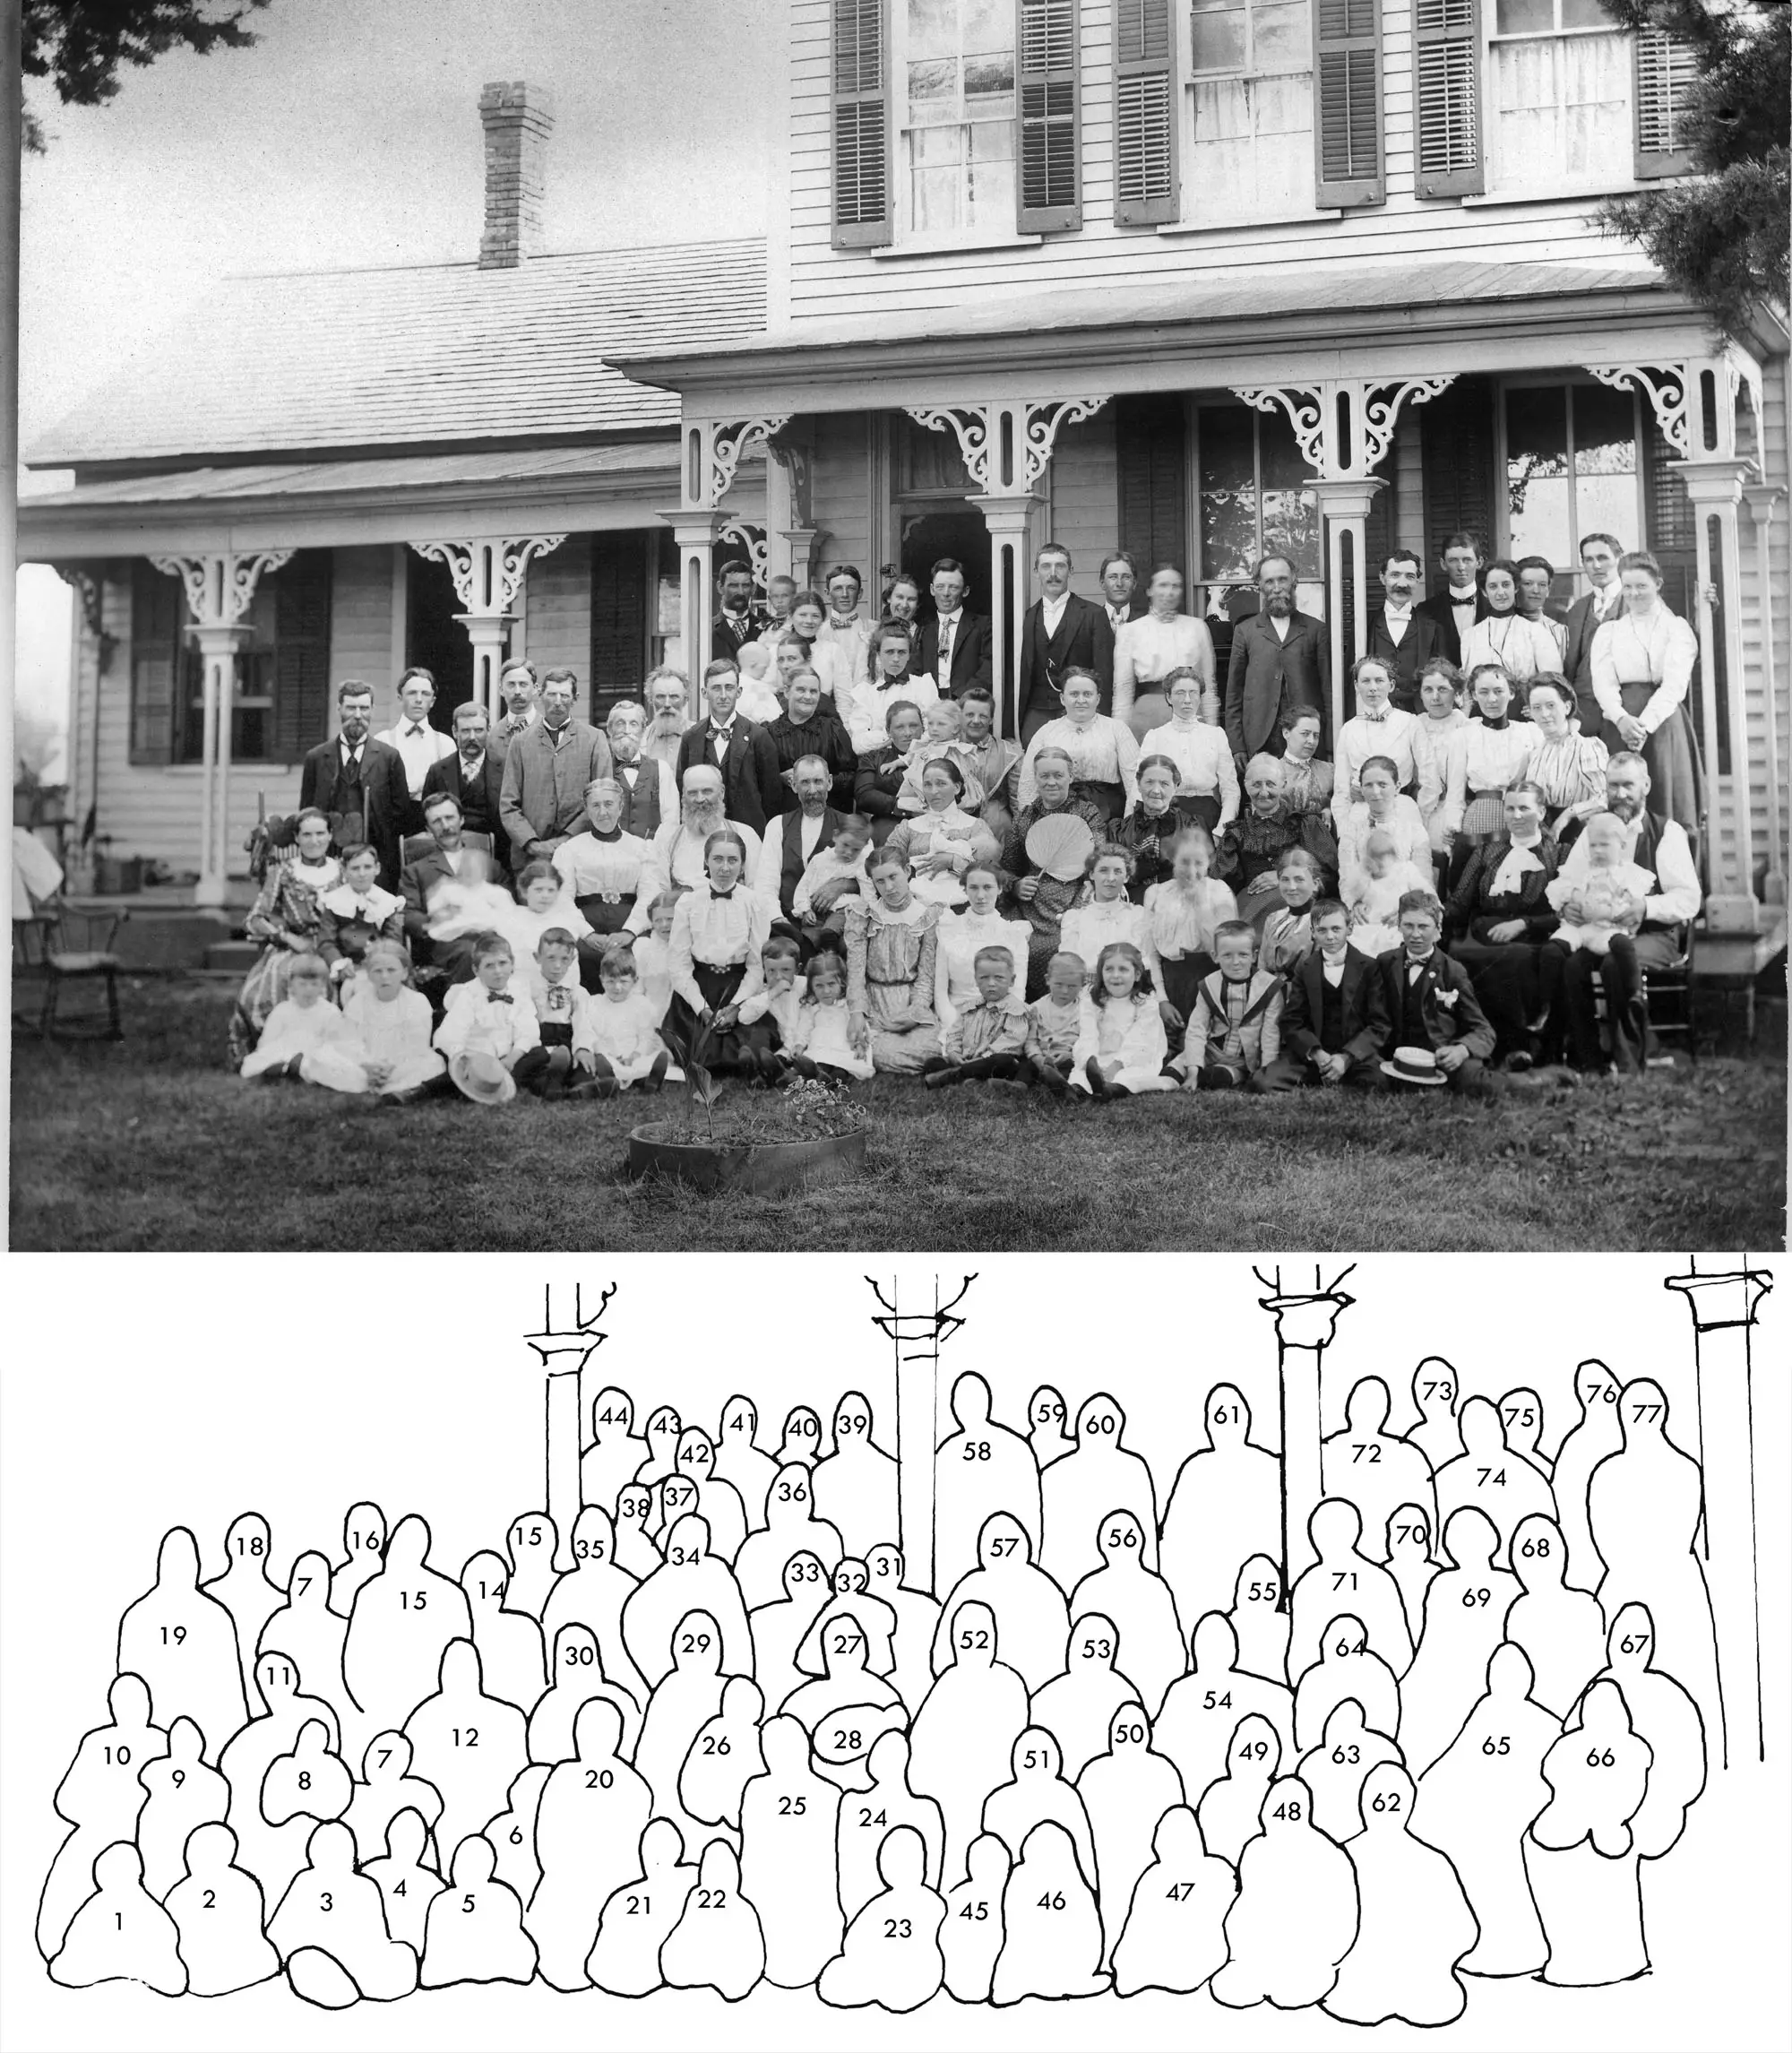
851,622,939,755
1213,754,1338,928
1016,666,1141,824
1135,665,1238,832
775,591,857,729
1001,746,1107,997
551,778,653,940
1460,559,1563,685
885,758,999,910
843,845,943,1074
1442,664,1538,891
1522,674,1608,844
1444,781,1564,1070
1590,548,1705,832
228,807,344,1065
1276,705,1336,819
854,699,925,846
1112,565,1216,741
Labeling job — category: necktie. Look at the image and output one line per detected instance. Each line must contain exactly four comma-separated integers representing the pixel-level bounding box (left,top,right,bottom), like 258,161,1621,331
1364,712,1387,724
406,724,426,738
830,614,856,632
489,993,513,1005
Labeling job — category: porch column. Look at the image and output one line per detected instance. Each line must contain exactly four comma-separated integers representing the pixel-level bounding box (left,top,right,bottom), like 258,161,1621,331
903,397,1110,739
659,512,723,717
1678,459,1755,927
675,413,792,703
1306,479,1386,741
410,537,566,718
969,494,1040,738
151,552,292,907
1743,485,1784,901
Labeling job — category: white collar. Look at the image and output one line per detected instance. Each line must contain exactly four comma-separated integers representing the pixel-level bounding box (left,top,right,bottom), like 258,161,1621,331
1448,585,1478,602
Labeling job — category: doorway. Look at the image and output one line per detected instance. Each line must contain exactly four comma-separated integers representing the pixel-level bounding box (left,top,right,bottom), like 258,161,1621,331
898,509,990,616
406,551,474,725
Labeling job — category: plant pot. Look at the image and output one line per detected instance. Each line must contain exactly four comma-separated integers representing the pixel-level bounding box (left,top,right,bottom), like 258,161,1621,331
626,1121,868,1196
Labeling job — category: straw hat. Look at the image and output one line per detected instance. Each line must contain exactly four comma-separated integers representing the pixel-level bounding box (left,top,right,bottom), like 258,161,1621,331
1380,1044,1446,1088
449,1050,517,1104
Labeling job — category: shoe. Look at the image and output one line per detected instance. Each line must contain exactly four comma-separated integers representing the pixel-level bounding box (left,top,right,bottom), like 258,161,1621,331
568,1075,618,1100
645,1051,670,1092
925,1065,961,1090
1084,1058,1109,1099
1505,1049,1533,1074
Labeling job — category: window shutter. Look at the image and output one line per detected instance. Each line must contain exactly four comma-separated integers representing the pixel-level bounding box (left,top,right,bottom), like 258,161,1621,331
129,559,180,766
1633,27,1696,179
1313,0,1384,207
271,551,333,762
832,0,891,248
1018,0,1081,232
1419,374,1495,575
590,531,649,720
1116,394,1187,574
1113,0,1177,226
1413,0,1482,199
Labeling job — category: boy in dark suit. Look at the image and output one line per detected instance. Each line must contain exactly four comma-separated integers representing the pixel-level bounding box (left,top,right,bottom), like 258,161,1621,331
673,659,783,834
1017,542,1115,740
1254,901,1389,1090
297,679,413,888
421,701,507,867
1374,889,1497,1093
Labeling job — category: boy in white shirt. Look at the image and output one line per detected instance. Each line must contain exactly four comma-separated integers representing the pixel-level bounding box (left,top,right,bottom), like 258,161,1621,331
527,926,595,1099
572,942,677,1098
434,932,544,1102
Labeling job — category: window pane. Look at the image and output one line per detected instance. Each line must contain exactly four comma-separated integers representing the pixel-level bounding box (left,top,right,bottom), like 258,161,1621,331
909,56,959,114
1506,384,1569,473
1495,0,1555,31
1560,0,1608,26
965,147,1014,229
1190,6,1248,72
1259,409,1320,579
1508,388,1572,569
964,54,1015,103
1254,2,1311,72
1575,474,1640,555
969,116,1013,160
1254,70,1313,137
909,0,959,58
912,163,961,231
1557,31,1629,179
911,123,963,163
1572,382,1637,476
963,0,1007,53
1198,405,1259,579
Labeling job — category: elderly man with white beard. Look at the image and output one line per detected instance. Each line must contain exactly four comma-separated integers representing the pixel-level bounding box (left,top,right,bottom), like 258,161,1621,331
641,669,694,772
628,761,770,932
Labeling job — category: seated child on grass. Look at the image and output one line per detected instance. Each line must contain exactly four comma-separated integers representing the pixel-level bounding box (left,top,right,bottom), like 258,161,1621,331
526,924,595,1100
1142,826,1238,1051
572,941,677,1099
1258,846,1324,973
1023,950,1085,1095
1069,941,1176,1098
338,939,445,1101
1544,813,1653,955
1347,827,1434,957
1174,919,1283,1091
1060,843,1147,979
238,952,361,1086
925,945,1030,1090
734,934,805,1083
434,930,546,1102
780,945,876,1083
631,889,684,1025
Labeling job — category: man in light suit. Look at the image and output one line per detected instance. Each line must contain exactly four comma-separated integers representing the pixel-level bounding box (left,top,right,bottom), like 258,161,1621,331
1017,542,1115,742
498,669,613,866
421,701,507,867
1560,531,1627,735
1224,555,1331,763
298,679,413,888
673,659,783,835
915,557,993,695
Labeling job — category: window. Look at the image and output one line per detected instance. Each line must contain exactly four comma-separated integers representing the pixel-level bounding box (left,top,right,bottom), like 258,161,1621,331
900,0,1017,237
1489,0,1629,192
128,555,332,768
1187,0,1316,221
1502,381,1641,596
1196,402,1324,612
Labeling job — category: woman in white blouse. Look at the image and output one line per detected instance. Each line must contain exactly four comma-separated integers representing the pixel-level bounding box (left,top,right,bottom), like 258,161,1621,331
1337,756,1433,898
1135,666,1239,832
851,621,939,756
1442,664,1538,891
1590,549,1705,832
665,828,773,1072
934,861,1031,1025
550,778,653,940
1112,565,1216,740
1521,675,1608,841
1459,559,1563,686
1016,667,1141,823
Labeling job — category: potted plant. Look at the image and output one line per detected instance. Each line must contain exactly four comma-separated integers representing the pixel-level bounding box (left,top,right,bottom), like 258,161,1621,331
626,1019,869,1195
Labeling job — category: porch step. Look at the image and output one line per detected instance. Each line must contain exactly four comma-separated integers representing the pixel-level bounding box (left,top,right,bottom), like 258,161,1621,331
204,940,263,972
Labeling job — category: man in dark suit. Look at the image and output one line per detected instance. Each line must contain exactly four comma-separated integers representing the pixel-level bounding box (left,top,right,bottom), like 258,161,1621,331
1560,531,1626,734
1098,551,1150,641
421,701,507,869
674,658,783,834
1365,549,1444,713
400,791,497,979
298,679,413,888
914,557,993,695
1415,532,1491,670
1224,555,1330,763
711,563,765,663
1017,542,1115,741
1375,888,1496,1093
1254,900,1389,1089
771,755,845,933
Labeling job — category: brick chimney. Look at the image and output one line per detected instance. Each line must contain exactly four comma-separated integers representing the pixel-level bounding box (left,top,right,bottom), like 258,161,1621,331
478,81,555,269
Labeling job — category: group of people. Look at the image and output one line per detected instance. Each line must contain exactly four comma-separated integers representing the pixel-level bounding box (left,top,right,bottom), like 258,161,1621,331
39,1359,1713,2015
228,531,1704,1100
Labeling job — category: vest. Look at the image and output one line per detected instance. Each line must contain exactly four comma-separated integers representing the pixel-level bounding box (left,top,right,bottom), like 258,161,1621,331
613,761,664,841
1319,970,1347,1050
1399,962,1438,1048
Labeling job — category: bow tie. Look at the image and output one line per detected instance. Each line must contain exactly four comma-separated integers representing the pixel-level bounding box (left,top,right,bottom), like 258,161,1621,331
1449,589,1478,604
1363,712,1388,724
711,887,737,900
405,724,426,738
828,614,857,630
709,725,733,741
487,992,513,1005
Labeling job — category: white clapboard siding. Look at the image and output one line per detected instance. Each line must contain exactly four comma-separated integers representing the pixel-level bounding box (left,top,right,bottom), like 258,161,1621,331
811,412,877,575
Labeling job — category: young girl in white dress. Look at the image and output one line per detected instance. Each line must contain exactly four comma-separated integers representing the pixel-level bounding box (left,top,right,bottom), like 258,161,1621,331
1069,942,1176,1097
239,953,362,1086
896,699,986,813
502,861,594,964
883,759,996,911
1060,843,1148,986
934,863,1031,1027
1141,827,1239,1041
337,940,445,1100
781,948,877,1082
1346,830,1434,957
1411,659,1470,859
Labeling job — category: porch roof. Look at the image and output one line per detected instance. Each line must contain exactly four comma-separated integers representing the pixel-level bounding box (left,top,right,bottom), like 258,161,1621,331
609,256,1713,409
25,237,767,471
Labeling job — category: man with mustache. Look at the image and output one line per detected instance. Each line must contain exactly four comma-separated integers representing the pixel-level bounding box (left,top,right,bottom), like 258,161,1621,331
298,678,412,888
630,761,768,930
1223,554,1330,765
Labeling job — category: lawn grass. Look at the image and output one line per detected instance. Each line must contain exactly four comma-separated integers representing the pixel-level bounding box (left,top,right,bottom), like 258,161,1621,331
9,977,1786,1252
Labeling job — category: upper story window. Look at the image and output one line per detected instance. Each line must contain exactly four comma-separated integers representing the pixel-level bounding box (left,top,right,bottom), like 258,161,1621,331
1488,0,1630,192
1186,0,1316,222
902,0,1018,237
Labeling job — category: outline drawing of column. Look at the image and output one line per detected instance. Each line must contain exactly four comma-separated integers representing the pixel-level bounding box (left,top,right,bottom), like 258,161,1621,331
867,1274,977,1596
1255,1263,1358,1592
523,1281,616,1571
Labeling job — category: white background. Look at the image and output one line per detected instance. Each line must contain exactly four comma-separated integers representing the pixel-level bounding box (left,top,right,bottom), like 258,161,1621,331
2,1249,1786,2052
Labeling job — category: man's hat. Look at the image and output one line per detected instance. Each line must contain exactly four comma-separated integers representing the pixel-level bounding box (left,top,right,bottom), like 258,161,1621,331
449,1050,517,1105
1380,1044,1446,1088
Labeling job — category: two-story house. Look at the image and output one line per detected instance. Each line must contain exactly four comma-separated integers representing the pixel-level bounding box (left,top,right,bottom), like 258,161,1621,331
19,6,1788,962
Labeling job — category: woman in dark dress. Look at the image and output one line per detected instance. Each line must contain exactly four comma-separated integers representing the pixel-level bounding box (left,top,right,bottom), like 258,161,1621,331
853,701,924,848
1446,780,1564,1070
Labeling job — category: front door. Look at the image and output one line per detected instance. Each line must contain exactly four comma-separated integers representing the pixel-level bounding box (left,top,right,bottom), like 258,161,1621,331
899,508,990,616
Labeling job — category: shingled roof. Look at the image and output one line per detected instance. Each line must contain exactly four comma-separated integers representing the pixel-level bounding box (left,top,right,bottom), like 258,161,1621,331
29,237,766,471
